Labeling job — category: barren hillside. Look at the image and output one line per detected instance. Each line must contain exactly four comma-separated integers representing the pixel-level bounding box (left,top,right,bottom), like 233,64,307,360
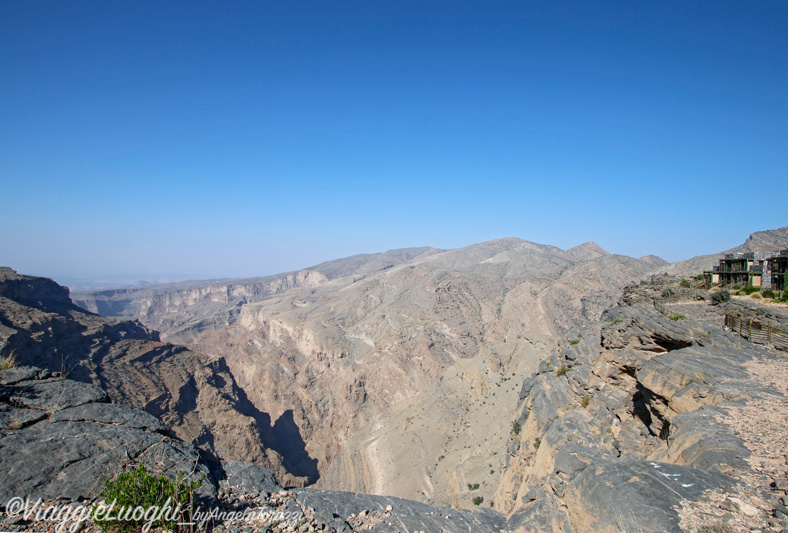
81,238,664,505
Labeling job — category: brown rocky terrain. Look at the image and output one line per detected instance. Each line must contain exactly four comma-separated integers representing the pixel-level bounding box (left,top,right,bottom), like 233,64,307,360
74,239,667,506
0,267,310,487
186,240,667,506
72,248,441,344
494,279,788,532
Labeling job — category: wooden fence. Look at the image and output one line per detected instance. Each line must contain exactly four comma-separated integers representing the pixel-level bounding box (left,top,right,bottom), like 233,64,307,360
724,312,788,351
653,289,704,315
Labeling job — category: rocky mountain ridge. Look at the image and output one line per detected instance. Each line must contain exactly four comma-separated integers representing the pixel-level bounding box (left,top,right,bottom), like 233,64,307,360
654,226,788,277
72,247,442,344
0,267,313,487
69,239,667,505
174,239,666,505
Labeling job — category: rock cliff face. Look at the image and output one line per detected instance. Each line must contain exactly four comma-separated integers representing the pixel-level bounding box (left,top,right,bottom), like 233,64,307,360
0,268,309,487
72,247,441,344
69,240,667,506
0,365,516,533
0,365,214,505
166,239,664,505
6,271,788,532
494,281,788,532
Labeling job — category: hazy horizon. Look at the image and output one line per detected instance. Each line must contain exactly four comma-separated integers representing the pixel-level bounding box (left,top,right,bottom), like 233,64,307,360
3,1,787,283
10,228,782,292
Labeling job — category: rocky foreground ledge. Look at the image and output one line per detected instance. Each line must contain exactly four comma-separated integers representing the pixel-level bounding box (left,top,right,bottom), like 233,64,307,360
495,282,788,532
0,365,509,532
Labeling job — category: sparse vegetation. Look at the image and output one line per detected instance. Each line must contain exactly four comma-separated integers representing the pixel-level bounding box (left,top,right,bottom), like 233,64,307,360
472,496,484,506
739,285,760,295
662,288,676,298
581,396,590,408
97,463,204,532
711,289,730,305
697,520,735,533
534,437,541,450
680,279,691,288
0,354,17,371
467,483,480,491
608,317,623,326
511,421,521,437
782,288,788,302
762,289,775,298
668,313,686,321
693,274,704,281
751,292,762,299
555,365,569,376
569,339,580,345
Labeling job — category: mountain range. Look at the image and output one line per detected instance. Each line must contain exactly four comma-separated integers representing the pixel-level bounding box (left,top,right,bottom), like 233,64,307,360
2,226,788,532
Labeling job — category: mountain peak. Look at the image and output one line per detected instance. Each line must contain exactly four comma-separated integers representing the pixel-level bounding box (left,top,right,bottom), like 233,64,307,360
565,242,609,260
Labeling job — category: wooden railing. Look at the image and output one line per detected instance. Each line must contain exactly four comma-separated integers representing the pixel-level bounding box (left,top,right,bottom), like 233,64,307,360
653,289,704,315
724,312,788,351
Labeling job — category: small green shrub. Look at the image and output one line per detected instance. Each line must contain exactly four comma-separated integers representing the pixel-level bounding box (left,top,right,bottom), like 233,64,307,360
511,421,521,437
693,274,704,281
472,496,484,506
608,317,623,326
581,396,590,408
661,288,676,298
762,289,775,298
534,437,541,450
680,279,691,288
740,285,760,295
0,354,17,371
555,365,569,376
97,463,203,532
668,314,686,321
467,483,480,491
711,289,730,305
569,339,580,345
732,284,741,290
751,292,762,299
782,289,788,302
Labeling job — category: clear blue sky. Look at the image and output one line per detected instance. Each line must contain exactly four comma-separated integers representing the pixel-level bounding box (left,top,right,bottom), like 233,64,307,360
2,1,787,283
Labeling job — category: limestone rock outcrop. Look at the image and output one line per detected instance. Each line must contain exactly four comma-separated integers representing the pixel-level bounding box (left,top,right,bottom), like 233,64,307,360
0,268,305,487
495,282,788,532
0,365,213,504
